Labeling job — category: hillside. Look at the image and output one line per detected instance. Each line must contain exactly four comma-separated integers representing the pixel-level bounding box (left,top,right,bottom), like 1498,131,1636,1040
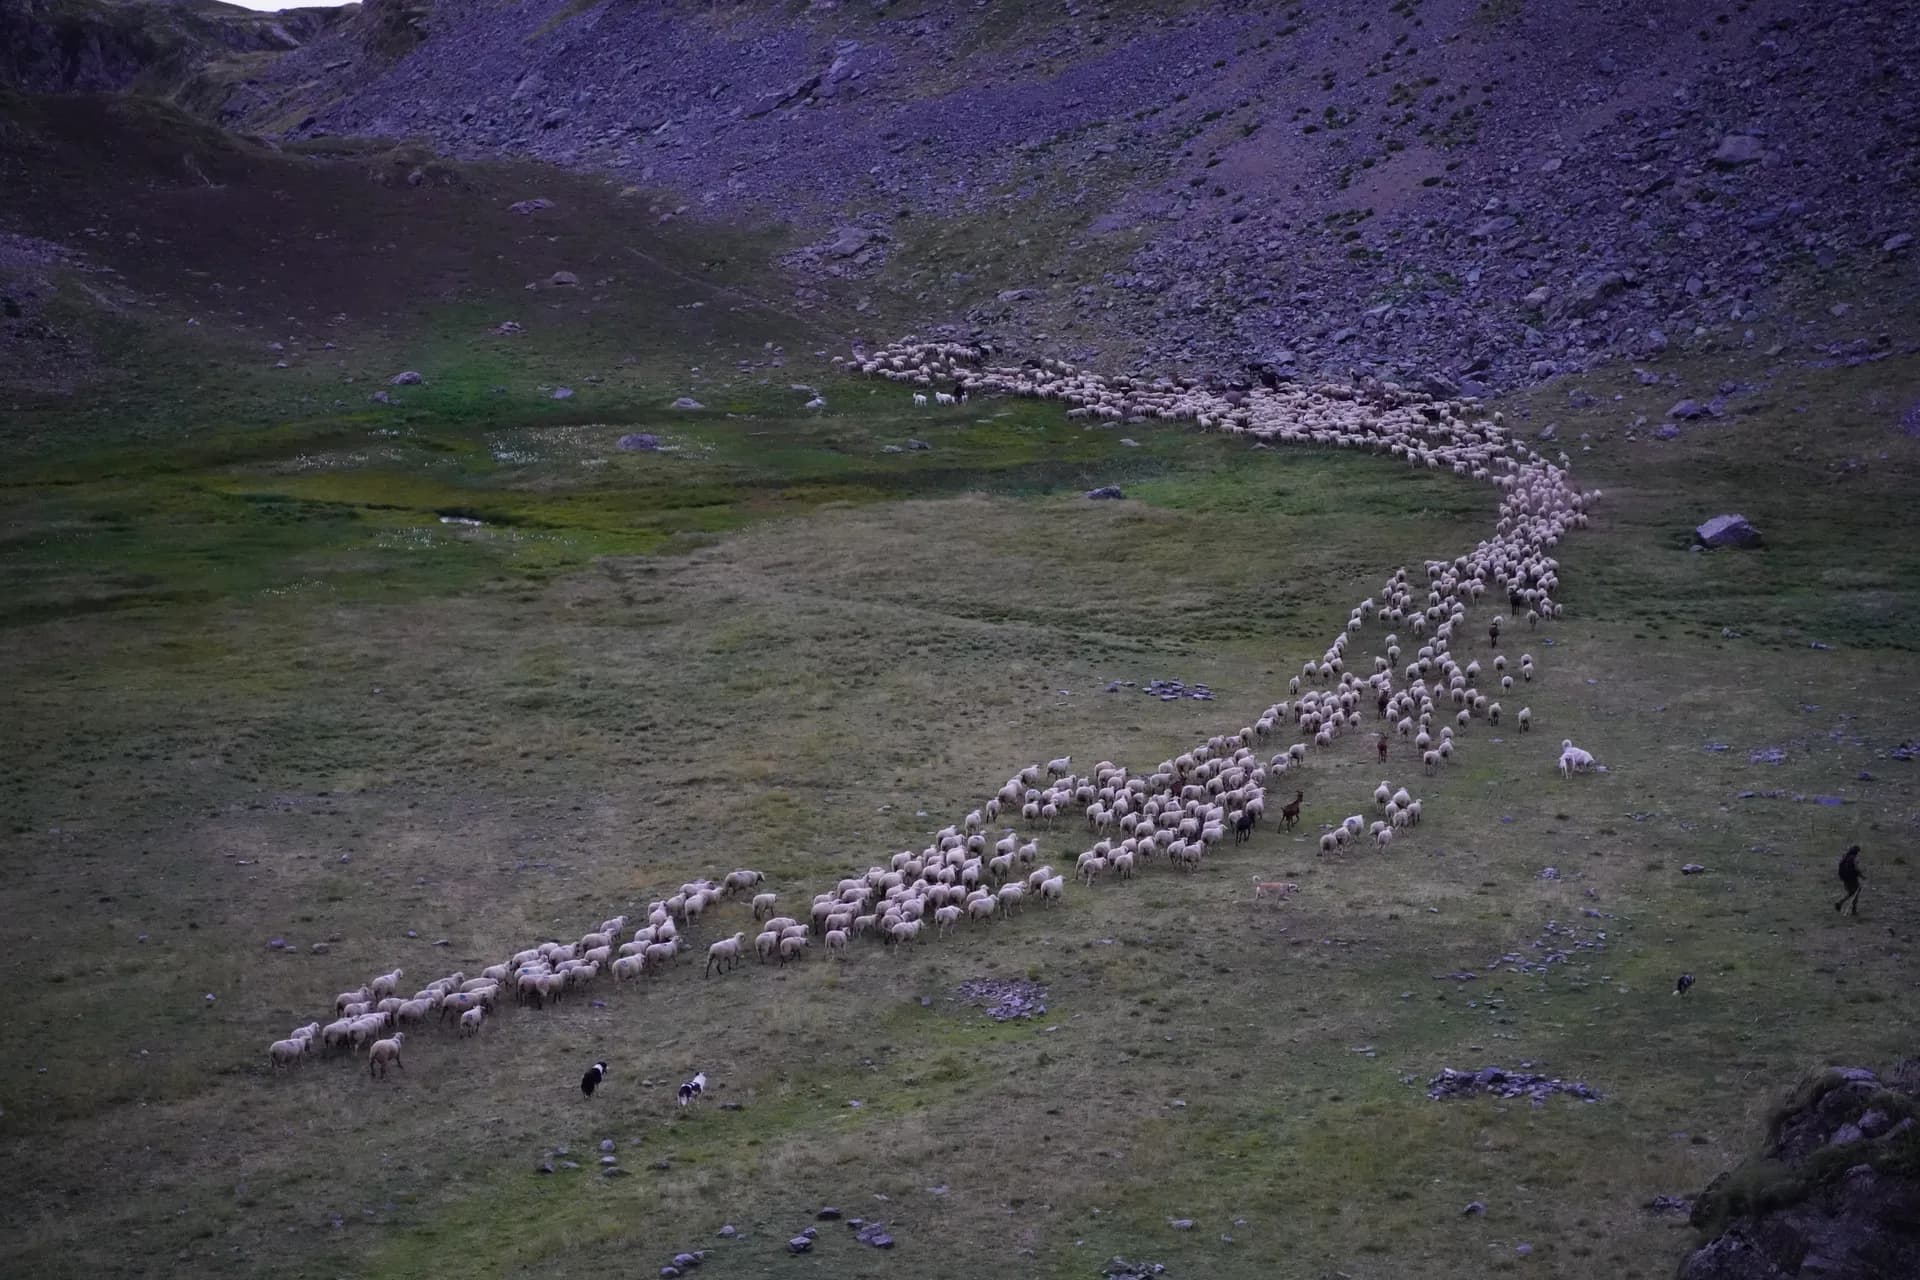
243,0,1920,389
1,6,1918,1280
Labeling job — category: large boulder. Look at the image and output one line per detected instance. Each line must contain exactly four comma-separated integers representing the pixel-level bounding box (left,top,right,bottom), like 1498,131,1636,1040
1695,514,1762,548
1678,1062,1920,1280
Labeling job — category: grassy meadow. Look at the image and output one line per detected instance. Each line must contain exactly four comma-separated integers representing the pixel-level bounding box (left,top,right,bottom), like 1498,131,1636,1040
2,92,1918,1280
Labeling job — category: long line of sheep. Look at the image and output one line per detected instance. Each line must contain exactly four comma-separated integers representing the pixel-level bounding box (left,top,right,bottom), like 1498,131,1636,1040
276,338,1599,1075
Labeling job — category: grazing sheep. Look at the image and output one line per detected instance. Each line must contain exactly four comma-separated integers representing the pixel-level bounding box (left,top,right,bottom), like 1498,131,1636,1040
268,1038,309,1068
1558,738,1595,777
1517,706,1532,731
1046,755,1072,777
1319,832,1338,855
368,1032,405,1078
459,1006,485,1036
369,969,403,1000
704,932,746,978
912,392,928,406
778,934,809,966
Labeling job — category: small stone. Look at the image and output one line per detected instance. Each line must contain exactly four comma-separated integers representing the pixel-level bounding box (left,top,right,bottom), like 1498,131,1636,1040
1464,1201,1487,1215
1168,1218,1195,1230
600,1139,615,1152
716,1225,737,1239
549,271,579,287
1668,399,1707,420
508,198,554,215
535,1161,555,1174
602,1166,630,1178
1515,1242,1533,1255
266,937,287,950
1711,134,1764,165
1681,863,1705,875
390,370,423,386
670,397,704,410
788,1236,813,1253
1881,232,1911,254
801,1227,818,1240
369,390,392,405
905,438,930,450
660,1268,680,1279
817,1207,842,1220
1655,424,1681,440
1085,485,1125,500
551,387,574,400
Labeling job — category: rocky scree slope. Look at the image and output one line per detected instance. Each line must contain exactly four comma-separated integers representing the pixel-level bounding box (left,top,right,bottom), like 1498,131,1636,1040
256,0,1920,390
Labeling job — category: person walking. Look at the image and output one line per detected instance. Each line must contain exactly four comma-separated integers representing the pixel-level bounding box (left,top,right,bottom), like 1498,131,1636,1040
1834,845,1864,915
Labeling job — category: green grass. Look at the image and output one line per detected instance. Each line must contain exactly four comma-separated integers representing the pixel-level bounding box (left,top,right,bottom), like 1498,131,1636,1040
2,88,1919,1280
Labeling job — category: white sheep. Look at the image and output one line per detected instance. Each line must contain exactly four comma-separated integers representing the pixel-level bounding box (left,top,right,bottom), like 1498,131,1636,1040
268,1037,309,1068
369,969,403,1000
704,932,746,977
1558,739,1596,777
368,1032,405,1078
1517,706,1531,732
912,392,928,406
935,391,955,405
1046,755,1072,777
459,1007,485,1036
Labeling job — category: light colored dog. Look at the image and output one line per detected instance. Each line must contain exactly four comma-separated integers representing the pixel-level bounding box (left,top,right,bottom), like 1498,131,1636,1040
1252,879,1299,903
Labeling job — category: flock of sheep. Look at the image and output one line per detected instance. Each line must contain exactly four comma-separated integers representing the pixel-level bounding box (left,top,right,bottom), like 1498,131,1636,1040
271,339,1602,1076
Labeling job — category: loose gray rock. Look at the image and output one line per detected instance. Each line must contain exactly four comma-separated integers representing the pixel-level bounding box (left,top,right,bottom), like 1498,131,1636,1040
670,397,704,410
618,433,662,451
1886,233,1914,254
716,1225,736,1239
788,1236,812,1253
1712,134,1765,165
508,198,554,215
1655,424,1682,440
389,370,423,386
1695,514,1762,549
548,270,579,287
816,1207,842,1221
1681,863,1707,875
551,386,574,400
1668,399,1708,420
854,1224,894,1248
1086,485,1125,500
905,438,930,450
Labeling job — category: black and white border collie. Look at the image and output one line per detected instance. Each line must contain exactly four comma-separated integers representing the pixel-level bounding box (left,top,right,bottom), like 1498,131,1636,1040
581,1060,608,1097
677,1071,707,1106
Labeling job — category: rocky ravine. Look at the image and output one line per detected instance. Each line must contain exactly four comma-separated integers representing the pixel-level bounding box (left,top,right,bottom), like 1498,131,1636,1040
241,0,1920,391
